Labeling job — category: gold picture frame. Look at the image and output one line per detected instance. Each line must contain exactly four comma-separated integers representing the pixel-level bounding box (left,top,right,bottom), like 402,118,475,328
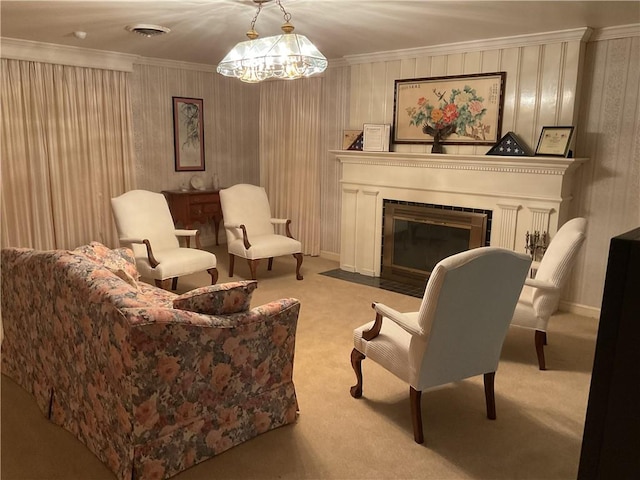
392,72,506,145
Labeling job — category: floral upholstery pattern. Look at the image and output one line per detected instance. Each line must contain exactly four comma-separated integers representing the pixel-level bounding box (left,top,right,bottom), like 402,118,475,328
173,280,258,315
1,244,300,480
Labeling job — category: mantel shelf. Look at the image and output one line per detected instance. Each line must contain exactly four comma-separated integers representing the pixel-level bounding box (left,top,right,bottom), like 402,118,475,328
330,150,588,174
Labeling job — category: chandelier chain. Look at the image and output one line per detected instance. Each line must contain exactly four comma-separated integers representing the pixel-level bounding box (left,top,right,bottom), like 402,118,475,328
276,0,292,23
250,2,263,31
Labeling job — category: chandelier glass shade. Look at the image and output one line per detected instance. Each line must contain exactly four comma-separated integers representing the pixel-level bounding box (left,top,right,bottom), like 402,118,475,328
216,0,328,83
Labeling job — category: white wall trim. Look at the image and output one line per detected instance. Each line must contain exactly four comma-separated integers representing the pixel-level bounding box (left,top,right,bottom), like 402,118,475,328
559,300,600,319
320,250,340,262
134,56,218,73
589,24,640,42
343,28,592,65
0,37,137,72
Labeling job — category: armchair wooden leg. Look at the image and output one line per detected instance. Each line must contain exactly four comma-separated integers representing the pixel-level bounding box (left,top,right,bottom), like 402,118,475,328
207,268,219,285
171,277,178,290
268,257,273,271
155,279,171,290
535,330,547,370
293,253,303,280
484,372,496,420
247,259,259,280
350,348,365,398
228,254,235,277
410,387,424,444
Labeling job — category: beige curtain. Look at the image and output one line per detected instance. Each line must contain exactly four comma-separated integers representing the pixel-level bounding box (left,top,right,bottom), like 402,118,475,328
259,78,323,255
1,59,135,250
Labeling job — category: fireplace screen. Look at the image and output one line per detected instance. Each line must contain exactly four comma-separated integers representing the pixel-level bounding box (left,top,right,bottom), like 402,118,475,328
382,203,488,285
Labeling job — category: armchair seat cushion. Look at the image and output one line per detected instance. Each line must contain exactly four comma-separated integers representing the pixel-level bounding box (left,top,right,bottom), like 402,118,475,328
511,285,540,329
136,248,216,280
228,235,301,260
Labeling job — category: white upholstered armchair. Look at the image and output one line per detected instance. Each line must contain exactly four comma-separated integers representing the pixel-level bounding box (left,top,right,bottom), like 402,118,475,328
511,217,587,370
111,189,218,289
350,247,531,444
219,184,303,280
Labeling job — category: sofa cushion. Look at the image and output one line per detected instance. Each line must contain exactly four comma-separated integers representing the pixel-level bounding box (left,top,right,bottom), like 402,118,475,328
173,281,258,315
73,242,140,283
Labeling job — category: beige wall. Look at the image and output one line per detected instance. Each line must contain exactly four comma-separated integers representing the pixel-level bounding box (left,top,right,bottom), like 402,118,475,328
2,25,637,313
567,34,640,311
131,61,260,245
322,28,639,313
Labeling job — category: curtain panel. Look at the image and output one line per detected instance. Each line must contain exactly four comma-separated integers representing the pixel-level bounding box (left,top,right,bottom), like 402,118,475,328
259,78,323,256
1,59,135,250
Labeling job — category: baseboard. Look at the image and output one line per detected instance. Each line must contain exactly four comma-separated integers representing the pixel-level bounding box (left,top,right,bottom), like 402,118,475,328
319,251,340,262
559,300,601,319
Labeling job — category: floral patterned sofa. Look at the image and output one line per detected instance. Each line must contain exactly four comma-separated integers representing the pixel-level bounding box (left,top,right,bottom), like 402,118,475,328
1,242,300,480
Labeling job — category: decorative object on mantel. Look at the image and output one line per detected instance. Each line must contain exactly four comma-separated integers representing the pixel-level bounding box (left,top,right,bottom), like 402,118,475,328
363,124,391,152
173,97,205,172
343,130,363,150
486,131,532,156
216,0,327,83
535,126,574,157
525,230,548,262
392,72,506,146
424,123,456,154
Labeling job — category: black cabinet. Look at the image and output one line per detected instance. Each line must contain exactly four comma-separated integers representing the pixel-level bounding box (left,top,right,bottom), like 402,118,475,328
578,227,640,479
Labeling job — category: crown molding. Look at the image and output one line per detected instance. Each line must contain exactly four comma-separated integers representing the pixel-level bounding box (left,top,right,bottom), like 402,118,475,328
343,28,593,65
134,56,218,73
0,37,137,71
589,24,640,42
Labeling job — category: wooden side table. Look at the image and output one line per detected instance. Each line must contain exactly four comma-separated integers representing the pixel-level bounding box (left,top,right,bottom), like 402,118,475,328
162,189,222,246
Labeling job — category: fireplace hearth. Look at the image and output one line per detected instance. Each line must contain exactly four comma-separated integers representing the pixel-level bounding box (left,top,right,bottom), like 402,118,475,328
382,200,491,284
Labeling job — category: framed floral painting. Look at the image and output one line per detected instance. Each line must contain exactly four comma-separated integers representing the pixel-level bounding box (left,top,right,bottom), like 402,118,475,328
392,72,506,145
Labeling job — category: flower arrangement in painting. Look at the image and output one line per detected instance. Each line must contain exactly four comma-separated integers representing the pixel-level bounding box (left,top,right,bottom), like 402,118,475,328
405,85,490,143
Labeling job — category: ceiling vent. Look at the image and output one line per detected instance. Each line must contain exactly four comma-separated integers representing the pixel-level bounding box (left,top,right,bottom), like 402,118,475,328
125,24,171,38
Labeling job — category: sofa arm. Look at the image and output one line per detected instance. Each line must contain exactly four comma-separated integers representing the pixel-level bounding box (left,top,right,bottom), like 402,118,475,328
123,298,301,439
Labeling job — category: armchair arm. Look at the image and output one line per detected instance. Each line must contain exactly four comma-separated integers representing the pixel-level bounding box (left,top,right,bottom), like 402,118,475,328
373,302,424,337
119,237,159,268
361,302,423,340
270,218,296,239
174,229,198,237
224,223,252,249
524,277,559,292
174,229,202,249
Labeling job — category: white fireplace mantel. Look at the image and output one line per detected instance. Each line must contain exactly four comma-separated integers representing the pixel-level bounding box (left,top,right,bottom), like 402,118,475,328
331,150,587,277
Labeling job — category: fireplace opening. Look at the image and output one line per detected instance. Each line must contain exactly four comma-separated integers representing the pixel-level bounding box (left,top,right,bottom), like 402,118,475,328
382,201,491,285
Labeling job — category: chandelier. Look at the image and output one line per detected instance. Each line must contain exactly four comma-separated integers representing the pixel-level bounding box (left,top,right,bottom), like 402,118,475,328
216,0,328,83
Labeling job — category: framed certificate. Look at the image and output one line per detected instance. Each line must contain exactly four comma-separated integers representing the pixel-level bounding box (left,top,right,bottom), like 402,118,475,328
535,126,574,157
363,124,390,152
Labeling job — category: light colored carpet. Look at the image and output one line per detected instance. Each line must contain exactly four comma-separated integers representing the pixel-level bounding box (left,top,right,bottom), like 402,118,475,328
1,245,598,479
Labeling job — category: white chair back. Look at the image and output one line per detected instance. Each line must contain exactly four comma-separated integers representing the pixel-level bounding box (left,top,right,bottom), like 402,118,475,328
111,190,179,258
219,184,275,239
416,247,531,388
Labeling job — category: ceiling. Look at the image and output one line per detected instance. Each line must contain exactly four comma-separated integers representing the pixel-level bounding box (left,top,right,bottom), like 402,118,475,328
1,1,639,65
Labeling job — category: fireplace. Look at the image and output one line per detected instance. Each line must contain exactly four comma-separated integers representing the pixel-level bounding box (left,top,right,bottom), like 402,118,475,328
333,150,586,280
382,200,490,284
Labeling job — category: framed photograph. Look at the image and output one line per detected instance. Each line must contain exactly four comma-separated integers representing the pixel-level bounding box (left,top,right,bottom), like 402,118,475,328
392,72,506,145
173,97,205,171
535,126,574,157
